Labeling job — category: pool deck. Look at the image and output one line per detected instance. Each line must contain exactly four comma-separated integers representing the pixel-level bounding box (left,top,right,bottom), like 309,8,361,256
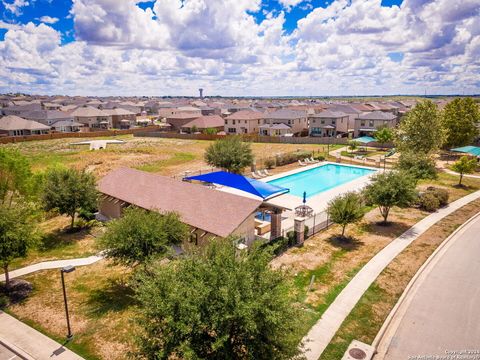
260,161,380,214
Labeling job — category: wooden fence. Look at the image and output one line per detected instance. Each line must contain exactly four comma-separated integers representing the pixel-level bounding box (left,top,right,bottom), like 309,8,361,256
0,126,160,144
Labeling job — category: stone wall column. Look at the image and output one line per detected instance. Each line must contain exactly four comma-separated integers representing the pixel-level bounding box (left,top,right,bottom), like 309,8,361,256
270,210,282,240
294,217,305,245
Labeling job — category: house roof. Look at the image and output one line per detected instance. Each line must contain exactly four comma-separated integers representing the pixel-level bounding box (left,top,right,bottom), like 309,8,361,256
166,112,200,120
310,110,349,118
102,108,136,116
69,106,109,117
0,115,51,131
22,110,73,121
51,120,84,127
98,168,262,238
266,109,307,120
225,110,264,120
357,111,397,120
259,123,292,130
181,115,224,129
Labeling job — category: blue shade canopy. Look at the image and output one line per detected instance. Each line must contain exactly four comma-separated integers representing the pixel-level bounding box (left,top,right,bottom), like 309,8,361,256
451,146,480,157
184,171,289,200
354,136,376,144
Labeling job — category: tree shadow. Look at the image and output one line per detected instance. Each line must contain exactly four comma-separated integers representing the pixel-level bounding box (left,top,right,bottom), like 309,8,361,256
327,235,364,251
359,221,412,238
85,279,137,317
37,227,90,252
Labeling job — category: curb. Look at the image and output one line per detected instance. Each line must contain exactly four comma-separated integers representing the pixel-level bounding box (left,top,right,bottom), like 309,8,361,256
372,211,480,355
0,337,35,360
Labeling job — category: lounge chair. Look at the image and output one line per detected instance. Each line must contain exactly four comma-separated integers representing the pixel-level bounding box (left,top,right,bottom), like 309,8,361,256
298,160,307,166
251,172,261,179
309,157,319,163
263,169,272,176
255,170,266,178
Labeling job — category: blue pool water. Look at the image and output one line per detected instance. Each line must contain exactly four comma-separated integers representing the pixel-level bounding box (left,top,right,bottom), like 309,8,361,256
267,164,375,199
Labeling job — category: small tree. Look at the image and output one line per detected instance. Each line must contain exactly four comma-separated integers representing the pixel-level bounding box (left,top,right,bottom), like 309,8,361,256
348,140,359,153
364,171,417,224
43,168,98,229
134,239,305,360
442,98,480,148
204,136,254,173
98,207,189,267
327,192,364,238
0,148,34,205
190,125,198,133
396,151,437,180
203,127,218,135
451,156,477,186
0,202,39,288
374,127,394,149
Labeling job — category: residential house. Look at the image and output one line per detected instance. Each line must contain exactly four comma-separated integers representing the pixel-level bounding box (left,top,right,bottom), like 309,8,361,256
354,111,398,138
180,115,225,133
50,120,84,133
261,109,308,136
166,113,201,131
69,106,113,130
224,110,265,134
98,168,263,245
103,108,136,129
0,115,50,136
309,110,350,137
22,110,74,127
258,123,293,137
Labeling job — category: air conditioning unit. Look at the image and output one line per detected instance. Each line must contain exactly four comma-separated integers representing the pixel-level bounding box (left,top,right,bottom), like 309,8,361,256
342,340,375,360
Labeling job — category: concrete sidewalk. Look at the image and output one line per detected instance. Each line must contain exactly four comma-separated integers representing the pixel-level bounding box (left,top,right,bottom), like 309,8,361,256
0,311,84,360
302,190,480,360
0,255,103,282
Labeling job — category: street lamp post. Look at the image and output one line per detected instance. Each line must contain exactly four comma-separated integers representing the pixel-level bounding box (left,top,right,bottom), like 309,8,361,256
61,265,76,341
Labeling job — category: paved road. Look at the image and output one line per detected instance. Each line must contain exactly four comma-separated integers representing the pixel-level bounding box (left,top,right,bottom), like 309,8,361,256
376,215,480,359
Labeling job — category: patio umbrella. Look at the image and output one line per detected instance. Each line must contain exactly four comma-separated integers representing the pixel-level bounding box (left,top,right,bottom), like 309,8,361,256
451,146,480,157
295,191,313,217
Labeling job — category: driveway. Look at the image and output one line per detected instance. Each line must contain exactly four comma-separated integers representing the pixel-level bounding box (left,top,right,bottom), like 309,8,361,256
375,214,480,359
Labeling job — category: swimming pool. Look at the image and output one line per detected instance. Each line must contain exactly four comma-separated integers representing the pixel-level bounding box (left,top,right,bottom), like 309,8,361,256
267,164,376,199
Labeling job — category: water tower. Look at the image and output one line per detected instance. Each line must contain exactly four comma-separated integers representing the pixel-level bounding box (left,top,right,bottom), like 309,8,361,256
199,88,204,99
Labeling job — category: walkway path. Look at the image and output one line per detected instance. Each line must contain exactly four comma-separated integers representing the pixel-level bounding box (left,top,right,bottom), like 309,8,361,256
443,168,480,179
374,213,480,358
302,190,480,360
0,311,84,360
0,255,104,282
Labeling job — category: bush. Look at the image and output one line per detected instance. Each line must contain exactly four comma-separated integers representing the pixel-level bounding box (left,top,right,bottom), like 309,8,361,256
426,187,449,206
304,225,310,240
264,158,275,169
275,151,311,166
418,192,440,212
314,155,325,161
286,230,296,245
260,236,290,256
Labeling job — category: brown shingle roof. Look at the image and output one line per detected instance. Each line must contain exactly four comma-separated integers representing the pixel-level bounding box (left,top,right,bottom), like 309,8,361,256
181,115,224,129
225,110,264,120
0,115,51,131
98,168,262,238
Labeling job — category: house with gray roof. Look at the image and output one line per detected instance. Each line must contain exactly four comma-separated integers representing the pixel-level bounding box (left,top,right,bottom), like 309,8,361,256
0,115,50,137
309,110,350,137
354,111,398,137
262,109,307,136
69,106,113,130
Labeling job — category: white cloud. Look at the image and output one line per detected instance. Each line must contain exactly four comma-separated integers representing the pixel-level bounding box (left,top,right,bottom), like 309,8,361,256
2,0,29,16
38,16,59,24
0,0,479,96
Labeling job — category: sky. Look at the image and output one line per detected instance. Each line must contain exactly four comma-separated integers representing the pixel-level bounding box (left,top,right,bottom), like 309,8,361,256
0,0,479,97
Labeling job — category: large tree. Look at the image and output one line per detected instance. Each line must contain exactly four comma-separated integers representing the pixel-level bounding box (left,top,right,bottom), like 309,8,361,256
42,168,98,229
327,192,365,238
451,156,477,186
98,207,189,267
204,136,254,173
0,202,39,288
134,239,305,360
395,100,444,154
396,150,437,180
364,171,417,224
442,98,480,149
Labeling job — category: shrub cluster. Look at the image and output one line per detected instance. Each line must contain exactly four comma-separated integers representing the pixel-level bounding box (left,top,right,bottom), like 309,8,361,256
264,158,275,169
417,187,449,212
269,151,312,167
